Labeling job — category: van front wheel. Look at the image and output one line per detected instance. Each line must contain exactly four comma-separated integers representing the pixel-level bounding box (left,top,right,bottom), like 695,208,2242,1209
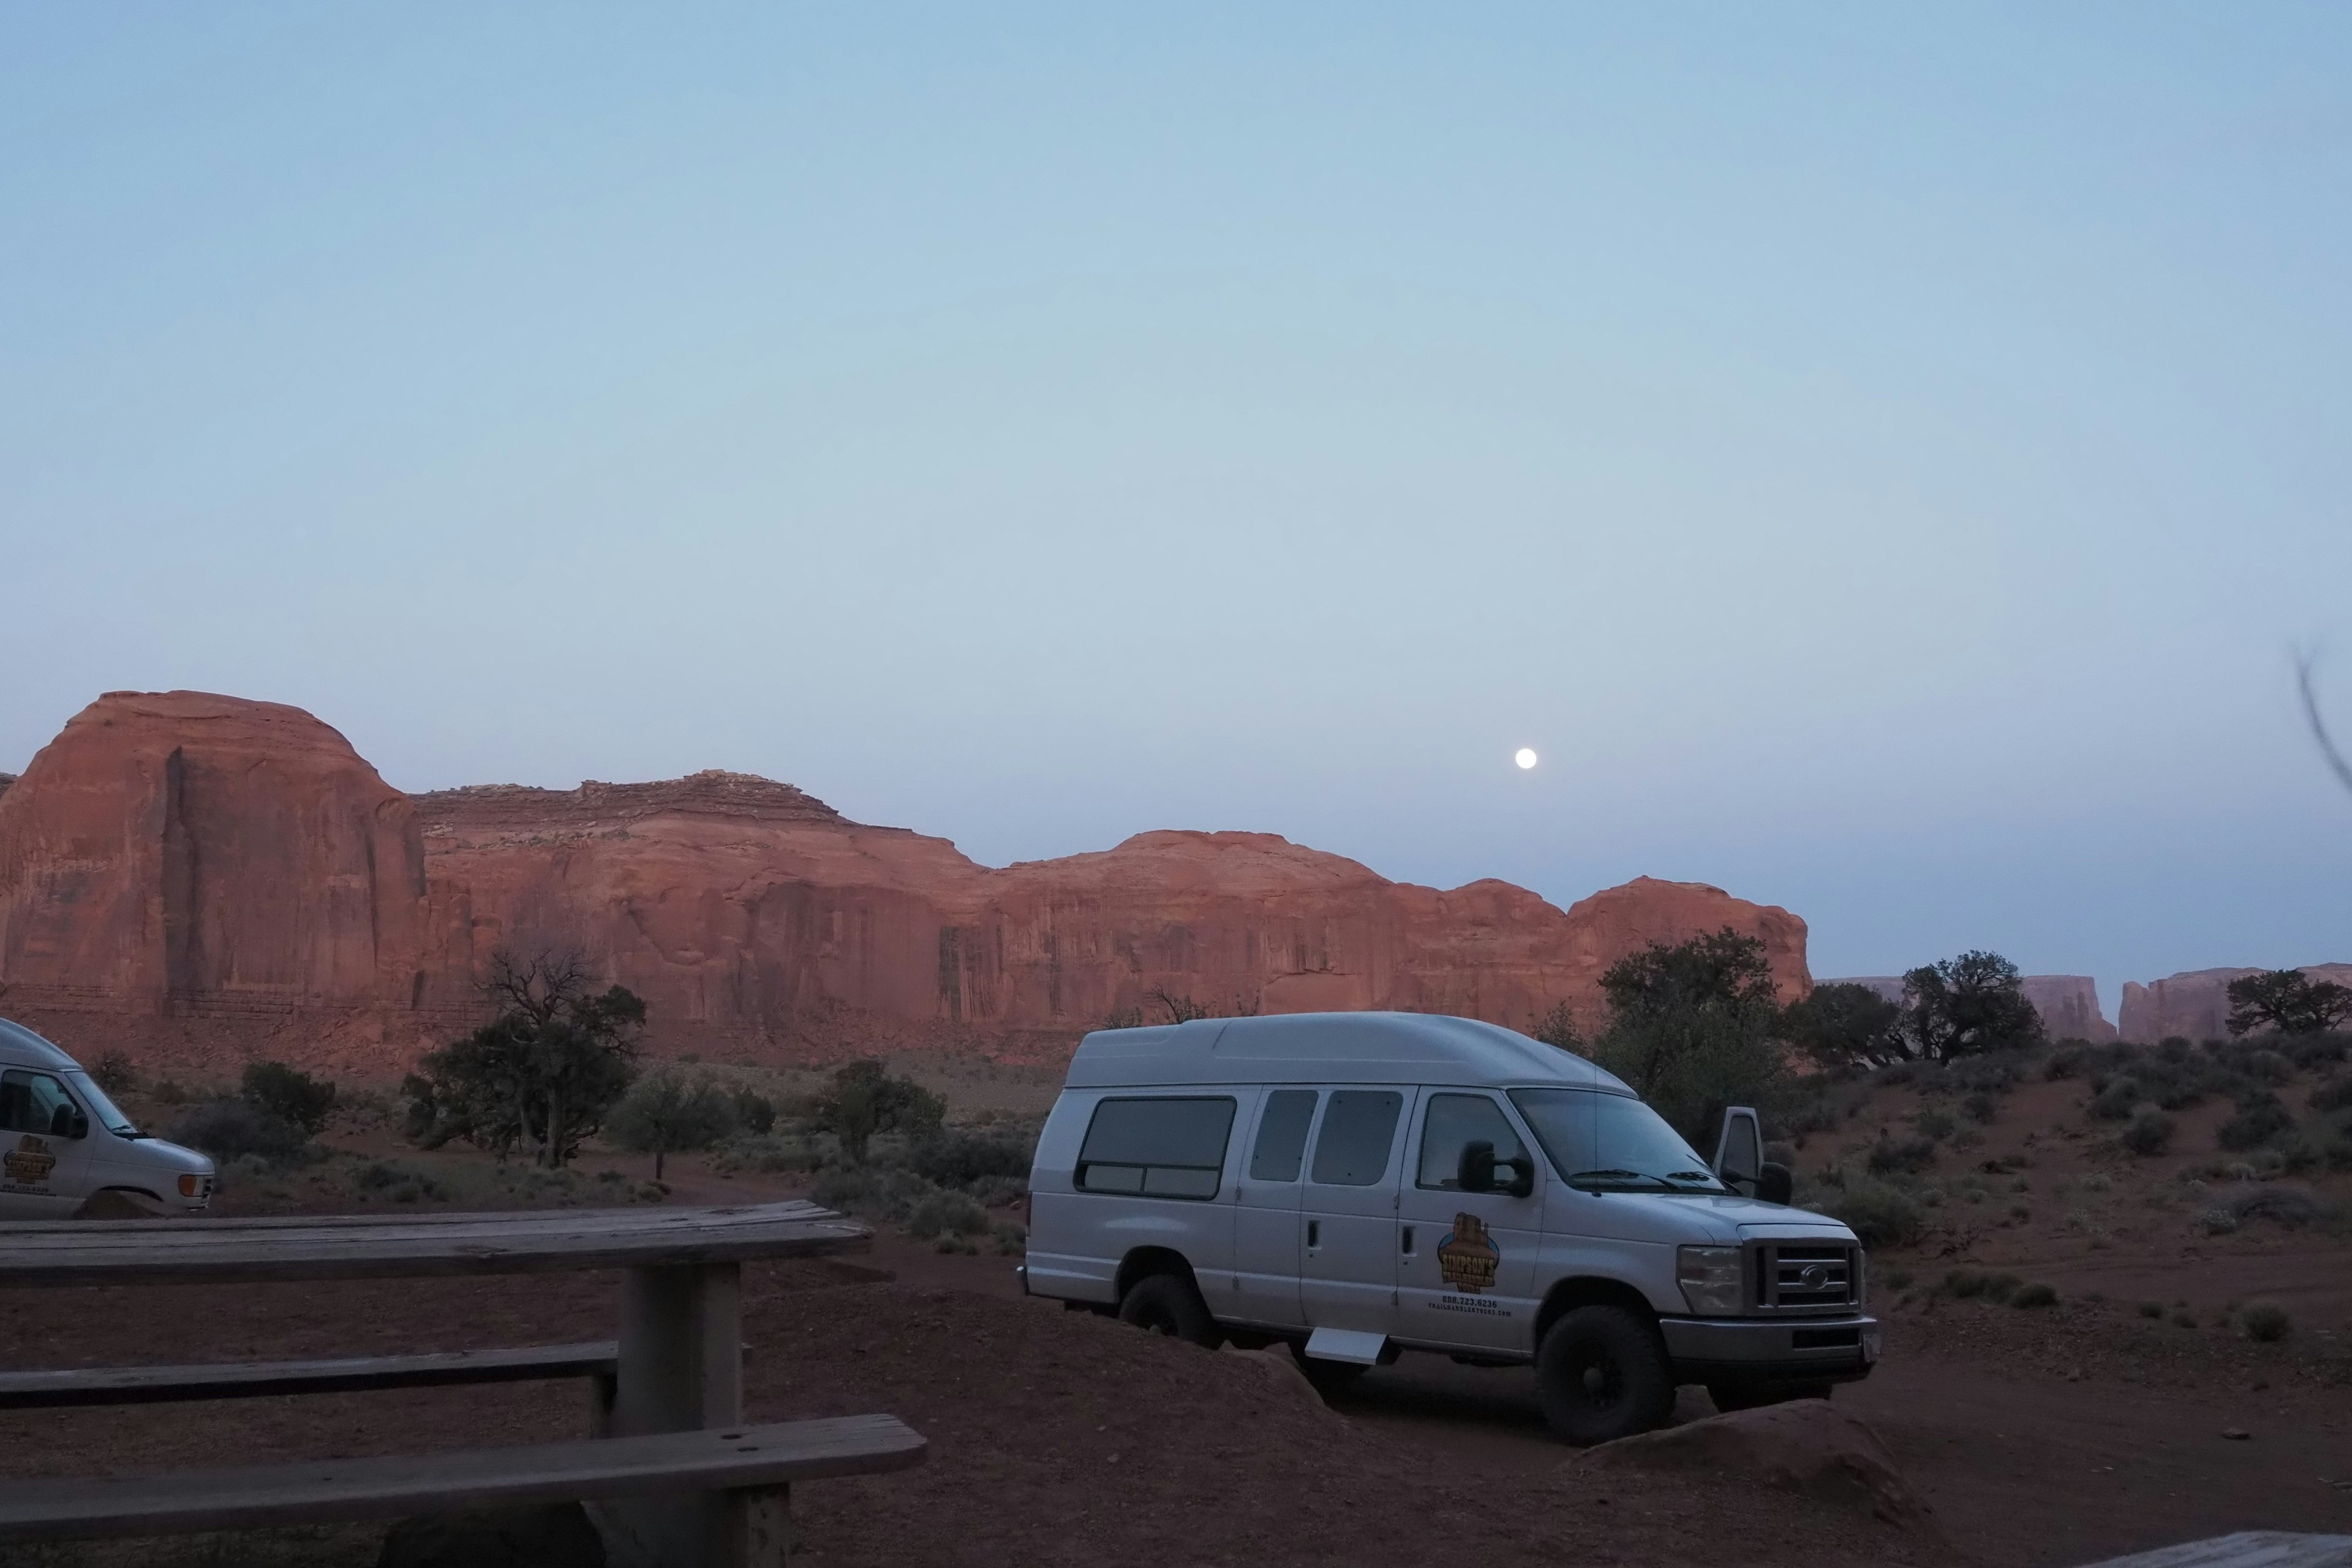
1117,1273,1221,1349
1535,1306,1673,1445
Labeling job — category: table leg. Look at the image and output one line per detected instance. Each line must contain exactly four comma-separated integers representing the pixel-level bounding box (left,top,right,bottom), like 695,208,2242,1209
596,1261,746,1568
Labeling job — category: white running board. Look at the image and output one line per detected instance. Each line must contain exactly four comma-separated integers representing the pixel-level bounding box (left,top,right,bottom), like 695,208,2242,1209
1302,1327,1387,1365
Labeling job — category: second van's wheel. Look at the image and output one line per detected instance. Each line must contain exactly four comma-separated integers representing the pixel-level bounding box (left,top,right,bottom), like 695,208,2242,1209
1116,1273,1221,1349
1534,1306,1675,1445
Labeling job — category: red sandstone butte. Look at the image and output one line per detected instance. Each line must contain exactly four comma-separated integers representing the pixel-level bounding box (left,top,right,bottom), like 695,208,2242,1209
2117,964,2352,1043
0,692,1814,1075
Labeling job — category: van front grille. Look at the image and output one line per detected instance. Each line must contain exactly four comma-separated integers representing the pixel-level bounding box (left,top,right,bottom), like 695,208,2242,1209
1752,1243,1858,1311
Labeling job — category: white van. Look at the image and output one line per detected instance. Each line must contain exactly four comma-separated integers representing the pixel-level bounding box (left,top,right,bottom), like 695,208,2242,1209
1021,1011,1878,1443
0,1018,215,1219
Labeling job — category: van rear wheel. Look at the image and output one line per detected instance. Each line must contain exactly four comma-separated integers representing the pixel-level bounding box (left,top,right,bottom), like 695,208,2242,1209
1535,1306,1674,1445
1117,1273,1221,1348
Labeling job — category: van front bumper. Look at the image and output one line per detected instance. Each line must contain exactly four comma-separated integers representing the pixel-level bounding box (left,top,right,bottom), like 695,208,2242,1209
1657,1313,1879,1384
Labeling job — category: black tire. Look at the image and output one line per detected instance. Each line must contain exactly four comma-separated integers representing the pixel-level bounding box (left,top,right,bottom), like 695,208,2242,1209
1286,1341,1371,1392
1116,1273,1221,1348
1534,1305,1675,1445
1708,1381,1833,1414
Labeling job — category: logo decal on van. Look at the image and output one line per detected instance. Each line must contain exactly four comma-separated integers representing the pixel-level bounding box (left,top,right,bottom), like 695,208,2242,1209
3,1135,56,1187
1436,1212,1500,1293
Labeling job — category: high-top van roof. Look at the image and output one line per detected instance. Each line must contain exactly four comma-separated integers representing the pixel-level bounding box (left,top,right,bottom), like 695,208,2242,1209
0,1018,80,1072
1063,1011,1634,1093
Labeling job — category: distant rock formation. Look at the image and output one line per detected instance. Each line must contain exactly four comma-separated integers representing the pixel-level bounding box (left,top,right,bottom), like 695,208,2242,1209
0,691,1815,1076
1819,973,2116,1042
2117,965,2352,1042
0,773,15,804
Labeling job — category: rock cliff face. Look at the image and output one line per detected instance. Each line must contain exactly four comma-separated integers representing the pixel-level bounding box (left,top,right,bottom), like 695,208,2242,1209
0,692,1815,1076
1819,974,2116,1042
0,693,429,1033
2117,965,2352,1042
0,774,16,805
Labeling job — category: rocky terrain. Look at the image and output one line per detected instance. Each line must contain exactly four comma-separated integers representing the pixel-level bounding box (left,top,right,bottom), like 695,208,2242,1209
2120,966,2352,1043
0,691,1811,1077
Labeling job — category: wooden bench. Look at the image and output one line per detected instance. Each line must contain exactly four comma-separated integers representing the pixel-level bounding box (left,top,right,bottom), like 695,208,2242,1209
0,1413,926,1567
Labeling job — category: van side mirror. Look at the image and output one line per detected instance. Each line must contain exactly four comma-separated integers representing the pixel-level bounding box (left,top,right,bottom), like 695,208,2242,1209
1457,1140,1535,1199
1756,1161,1793,1206
1458,1140,1497,1193
49,1104,87,1140
1713,1106,1764,1194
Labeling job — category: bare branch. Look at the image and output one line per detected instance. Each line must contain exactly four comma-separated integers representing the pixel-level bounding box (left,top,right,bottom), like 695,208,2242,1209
2296,653,2352,799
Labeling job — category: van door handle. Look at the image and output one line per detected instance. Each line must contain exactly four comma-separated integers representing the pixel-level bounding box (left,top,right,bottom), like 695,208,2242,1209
1306,1220,1321,1250
1400,1226,1415,1256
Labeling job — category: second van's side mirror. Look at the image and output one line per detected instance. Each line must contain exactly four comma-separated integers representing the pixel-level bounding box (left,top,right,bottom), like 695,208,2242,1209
1757,1161,1793,1206
1457,1140,1535,1199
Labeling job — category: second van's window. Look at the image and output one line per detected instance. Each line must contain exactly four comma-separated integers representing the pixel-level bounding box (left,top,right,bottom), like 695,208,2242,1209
1309,1090,1403,1186
1077,1097,1237,1200
0,1071,79,1137
1249,1090,1317,1182
1417,1094,1528,1189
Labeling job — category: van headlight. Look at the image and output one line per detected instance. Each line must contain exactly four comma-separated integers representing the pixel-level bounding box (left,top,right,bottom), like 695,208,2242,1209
1676,1246,1744,1315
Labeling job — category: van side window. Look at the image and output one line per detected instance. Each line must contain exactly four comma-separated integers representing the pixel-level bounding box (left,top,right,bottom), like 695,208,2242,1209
1248,1090,1317,1182
0,1071,78,1137
1416,1094,1528,1189
1308,1090,1403,1186
1076,1097,1236,1200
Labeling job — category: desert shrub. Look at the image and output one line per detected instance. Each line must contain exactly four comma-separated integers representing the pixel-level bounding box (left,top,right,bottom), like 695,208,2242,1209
89,1052,138,1095
2086,1077,2143,1122
241,1061,337,1134
1962,1090,2000,1125
1822,1182,1924,1249
2238,1301,2293,1343
809,1163,938,1224
730,1090,778,1136
165,1098,307,1163
2198,1207,2239,1235
1912,1108,1956,1142
2328,1136,2352,1173
2169,1307,2196,1328
2218,1183,2326,1229
2307,1076,2352,1114
812,1060,945,1164
1867,1136,1937,1177
1942,1268,2023,1303
1874,1062,1918,1087
349,1159,445,1204
2120,1107,2176,1156
2011,1282,2059,1308
1877,1266,1913,1290
2218,1092,2295,1152
2137,1300,2165,1318
993,1221,1026,1256
904,1189,990,1240
908,1128,1035,1189
965,1174,1030,1210
2245,1049,2293,1085
707,1132,829,1175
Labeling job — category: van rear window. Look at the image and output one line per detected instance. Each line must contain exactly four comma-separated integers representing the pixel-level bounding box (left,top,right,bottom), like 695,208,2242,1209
1077,1097,1237,1200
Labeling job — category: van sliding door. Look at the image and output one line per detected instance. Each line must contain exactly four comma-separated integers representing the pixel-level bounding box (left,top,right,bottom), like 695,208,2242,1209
1225,1088,1316,1330
1298,1087,1408,1336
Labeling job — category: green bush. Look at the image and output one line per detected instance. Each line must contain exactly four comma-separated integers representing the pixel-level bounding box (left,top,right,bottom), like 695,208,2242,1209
2238,1301,2292,1343
905,1189,990,1240
2011,1282,2059,1308
241,1061,338,1135
1942,1268,2023,1303
2086,1077,2143,1121
165,1098,307,1163
1961,1090,2000,1125
2218,1093,2295,1152
731,1089,778,1136
707,1133,829,1175
1867,1136,1938,1176
2120,1106,2176,1156
1823,1182,1924,1248
90,1052,138,1095
1912,1108,1956,1141
2307,1076,2352,1114
606,1072,737,1179
909,1128,1035,1188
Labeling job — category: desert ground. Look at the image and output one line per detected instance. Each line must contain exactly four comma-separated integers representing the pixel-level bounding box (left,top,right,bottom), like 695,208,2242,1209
2,1042,2348,1568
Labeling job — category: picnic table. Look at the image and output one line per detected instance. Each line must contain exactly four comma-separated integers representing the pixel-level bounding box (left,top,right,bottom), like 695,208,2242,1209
0,1200,911,1566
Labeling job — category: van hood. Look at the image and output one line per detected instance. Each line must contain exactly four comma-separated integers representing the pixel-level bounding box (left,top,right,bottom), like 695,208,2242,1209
116,1139,214,1177
1578,1189,1855,1245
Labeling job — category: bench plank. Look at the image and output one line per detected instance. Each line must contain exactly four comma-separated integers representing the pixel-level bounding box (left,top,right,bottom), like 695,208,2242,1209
0,1414,926,1542
0,1343,622,1410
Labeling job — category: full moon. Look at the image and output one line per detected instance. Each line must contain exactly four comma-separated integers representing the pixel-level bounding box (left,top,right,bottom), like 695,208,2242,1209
1514,747,1539,771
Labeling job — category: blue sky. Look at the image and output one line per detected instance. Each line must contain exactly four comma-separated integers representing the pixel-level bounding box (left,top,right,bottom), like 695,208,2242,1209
6,6,2351,1014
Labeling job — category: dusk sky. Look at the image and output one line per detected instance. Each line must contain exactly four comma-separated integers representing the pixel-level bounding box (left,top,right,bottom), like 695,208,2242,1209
7,6,2351,1014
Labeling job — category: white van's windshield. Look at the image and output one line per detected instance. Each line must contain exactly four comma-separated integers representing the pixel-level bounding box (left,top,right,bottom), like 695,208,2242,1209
1508,1088,1727,1194
65,1071,141,1137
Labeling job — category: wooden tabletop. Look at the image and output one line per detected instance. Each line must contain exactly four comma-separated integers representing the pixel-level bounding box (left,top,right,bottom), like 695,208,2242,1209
0,1200,869,1287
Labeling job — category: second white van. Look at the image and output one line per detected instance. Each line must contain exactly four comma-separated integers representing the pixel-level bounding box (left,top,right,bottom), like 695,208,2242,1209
1021,1011,1878,1443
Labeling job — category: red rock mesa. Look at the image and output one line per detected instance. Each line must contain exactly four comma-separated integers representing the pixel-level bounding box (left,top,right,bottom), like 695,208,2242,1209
0,692,1813,1077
